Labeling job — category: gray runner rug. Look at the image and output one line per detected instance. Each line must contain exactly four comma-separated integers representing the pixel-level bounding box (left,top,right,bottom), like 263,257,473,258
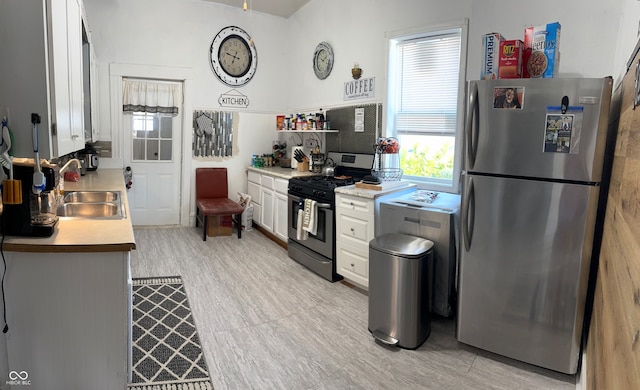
128,276,213,390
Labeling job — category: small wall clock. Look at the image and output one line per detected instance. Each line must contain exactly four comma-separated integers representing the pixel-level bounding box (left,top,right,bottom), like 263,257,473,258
209,26,258,87
313,41,334,80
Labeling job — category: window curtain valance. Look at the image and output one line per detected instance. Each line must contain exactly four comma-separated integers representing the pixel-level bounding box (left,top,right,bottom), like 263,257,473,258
122,79,179,115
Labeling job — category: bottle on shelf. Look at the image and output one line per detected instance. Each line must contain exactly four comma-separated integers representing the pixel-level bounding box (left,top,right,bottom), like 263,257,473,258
317,108,325,130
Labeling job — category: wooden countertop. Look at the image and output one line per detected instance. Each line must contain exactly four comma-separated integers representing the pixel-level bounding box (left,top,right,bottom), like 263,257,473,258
335,182,415,199
2,169,136,253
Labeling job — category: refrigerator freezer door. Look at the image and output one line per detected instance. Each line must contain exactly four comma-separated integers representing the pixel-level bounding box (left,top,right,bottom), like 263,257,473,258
465,78,612,182
457,173,600,374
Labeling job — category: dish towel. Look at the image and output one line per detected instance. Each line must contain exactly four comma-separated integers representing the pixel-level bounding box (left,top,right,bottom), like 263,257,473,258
302,198,318,236
296,207,308,240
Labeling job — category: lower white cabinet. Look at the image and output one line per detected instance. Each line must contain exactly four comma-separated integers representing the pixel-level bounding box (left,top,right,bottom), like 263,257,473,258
336,193,375,289
335,187,414,289
246,170,289,244
274,191,289,241
261,187,275,231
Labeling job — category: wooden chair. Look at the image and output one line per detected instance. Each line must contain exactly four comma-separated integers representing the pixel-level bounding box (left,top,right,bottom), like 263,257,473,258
195,168,244,240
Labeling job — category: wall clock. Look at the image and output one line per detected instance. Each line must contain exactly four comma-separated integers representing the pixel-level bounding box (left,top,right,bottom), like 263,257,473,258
313,41,334,80
209,26,257,87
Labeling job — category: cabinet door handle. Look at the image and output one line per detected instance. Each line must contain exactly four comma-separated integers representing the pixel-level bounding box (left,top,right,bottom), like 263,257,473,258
71,134,80,140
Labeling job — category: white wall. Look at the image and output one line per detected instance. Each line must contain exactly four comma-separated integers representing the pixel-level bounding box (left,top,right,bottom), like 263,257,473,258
84,0,290,223
84,0,640,225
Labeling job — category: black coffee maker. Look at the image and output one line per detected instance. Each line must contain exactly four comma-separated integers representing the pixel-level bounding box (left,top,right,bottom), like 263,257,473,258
1,162,58,237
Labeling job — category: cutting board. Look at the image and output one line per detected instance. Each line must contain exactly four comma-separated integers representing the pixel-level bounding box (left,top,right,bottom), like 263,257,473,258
354,181,408,191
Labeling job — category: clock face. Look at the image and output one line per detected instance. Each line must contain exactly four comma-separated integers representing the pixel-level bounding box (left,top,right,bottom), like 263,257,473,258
313,42,333,80
210,26,257,87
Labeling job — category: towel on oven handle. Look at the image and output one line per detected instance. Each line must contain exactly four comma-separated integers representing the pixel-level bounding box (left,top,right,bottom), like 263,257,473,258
302,199,317,236
296,207,308,240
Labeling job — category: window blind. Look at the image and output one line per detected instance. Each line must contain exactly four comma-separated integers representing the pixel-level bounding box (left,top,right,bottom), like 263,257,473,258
394,32,461,136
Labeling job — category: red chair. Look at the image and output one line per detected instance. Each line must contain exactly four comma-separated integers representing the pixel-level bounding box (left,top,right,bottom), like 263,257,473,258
195,168,244,240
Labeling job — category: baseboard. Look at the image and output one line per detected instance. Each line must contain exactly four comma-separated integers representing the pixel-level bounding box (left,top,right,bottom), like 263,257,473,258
252,224,288,250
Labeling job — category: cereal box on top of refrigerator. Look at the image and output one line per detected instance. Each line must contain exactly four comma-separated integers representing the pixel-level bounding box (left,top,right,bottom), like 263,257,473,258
524,22,561,78
481,33,504,80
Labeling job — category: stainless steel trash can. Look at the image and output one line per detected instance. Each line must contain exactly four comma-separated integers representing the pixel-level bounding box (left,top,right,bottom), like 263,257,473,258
368,233,434,349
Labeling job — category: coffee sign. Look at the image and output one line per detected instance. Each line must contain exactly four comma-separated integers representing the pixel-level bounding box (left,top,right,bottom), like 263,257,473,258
344,77,375,100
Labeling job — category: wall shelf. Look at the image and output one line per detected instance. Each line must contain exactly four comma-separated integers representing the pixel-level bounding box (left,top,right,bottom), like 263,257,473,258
277,130,339,133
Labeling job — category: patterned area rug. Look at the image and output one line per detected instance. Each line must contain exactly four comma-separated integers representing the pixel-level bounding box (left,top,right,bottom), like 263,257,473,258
128,276,213,390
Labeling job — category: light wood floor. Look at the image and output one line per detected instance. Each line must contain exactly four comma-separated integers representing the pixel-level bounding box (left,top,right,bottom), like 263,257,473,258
130,226,576,390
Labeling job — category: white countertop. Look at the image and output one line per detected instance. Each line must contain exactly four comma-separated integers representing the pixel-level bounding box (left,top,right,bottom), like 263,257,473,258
246,165,320,180
2,169,136,253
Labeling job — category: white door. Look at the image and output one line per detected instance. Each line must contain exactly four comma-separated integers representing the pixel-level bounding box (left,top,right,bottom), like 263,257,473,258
123,81,182,225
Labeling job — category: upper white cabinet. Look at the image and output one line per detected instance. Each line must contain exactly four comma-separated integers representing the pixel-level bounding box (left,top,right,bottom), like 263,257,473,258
0,0,87,159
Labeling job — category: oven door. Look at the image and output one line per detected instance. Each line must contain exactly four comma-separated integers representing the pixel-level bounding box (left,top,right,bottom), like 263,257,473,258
288,193,334,259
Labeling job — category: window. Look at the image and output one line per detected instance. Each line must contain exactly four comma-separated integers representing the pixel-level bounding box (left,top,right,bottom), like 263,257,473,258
385,20,468,193
131,112,174,161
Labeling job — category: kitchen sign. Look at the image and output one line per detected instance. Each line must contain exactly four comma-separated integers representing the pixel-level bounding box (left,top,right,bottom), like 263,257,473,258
344,77,375,100
218,89,250,108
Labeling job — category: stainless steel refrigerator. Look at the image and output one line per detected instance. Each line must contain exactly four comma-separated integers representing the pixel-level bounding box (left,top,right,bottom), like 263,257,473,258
456,77,613,374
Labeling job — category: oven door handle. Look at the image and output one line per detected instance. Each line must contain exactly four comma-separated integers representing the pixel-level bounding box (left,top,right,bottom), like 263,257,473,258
288,194,332,209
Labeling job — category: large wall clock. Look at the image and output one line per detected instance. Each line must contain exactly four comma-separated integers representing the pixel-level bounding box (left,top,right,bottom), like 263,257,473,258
313,41,334,80
209,26,257,87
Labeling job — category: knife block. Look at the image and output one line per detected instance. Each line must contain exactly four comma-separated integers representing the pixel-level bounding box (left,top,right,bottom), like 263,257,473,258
291,146,305,169
296,161,309,172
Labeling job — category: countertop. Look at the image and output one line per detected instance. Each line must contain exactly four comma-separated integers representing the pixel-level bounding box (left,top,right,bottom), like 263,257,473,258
247,165,319,180
2,169,136,253
335,181,416,199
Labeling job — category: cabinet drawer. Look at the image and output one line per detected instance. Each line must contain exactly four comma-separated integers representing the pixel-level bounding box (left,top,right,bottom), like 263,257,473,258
247,181,261,205
336,241,369,289
248,170,260,184
337,212,372,245
261,175,275,190
275,178,288,194
336,194,372,213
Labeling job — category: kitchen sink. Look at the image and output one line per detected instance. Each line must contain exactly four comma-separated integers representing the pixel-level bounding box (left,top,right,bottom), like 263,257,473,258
64,191,119,203
57,191,126,219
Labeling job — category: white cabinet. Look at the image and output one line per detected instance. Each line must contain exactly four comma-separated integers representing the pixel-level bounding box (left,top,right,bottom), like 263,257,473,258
246,171,290,243
335,187,414,289
0,0,87,159
274,178,289,241
261,188,275,231
247,171,262,226
336,193,375,288
82,18,100,143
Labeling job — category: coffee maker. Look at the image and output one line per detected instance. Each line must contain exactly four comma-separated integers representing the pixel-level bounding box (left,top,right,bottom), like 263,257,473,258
1,160,58,237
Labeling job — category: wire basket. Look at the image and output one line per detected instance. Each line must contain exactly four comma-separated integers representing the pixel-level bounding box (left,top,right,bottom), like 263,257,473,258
371,168,403,181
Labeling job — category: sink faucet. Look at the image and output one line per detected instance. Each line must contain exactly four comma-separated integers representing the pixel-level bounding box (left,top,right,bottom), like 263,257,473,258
59,158,82,175
57,159,82,200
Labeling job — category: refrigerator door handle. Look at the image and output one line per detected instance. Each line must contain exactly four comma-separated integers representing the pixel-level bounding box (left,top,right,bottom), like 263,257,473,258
461,176,475,251
465,82,479,170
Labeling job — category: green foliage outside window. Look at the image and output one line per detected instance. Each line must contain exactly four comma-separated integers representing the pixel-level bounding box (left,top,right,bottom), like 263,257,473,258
400,139,454,179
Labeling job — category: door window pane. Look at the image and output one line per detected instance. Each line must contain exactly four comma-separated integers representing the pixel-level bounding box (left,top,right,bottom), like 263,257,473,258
160,140,172,160
131,112,173,162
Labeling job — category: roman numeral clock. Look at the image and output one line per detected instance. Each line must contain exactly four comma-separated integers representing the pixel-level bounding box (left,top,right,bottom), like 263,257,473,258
210,26,257,87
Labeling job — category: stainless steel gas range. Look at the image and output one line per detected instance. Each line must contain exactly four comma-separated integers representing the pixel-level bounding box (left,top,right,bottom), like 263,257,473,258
287,152,375,282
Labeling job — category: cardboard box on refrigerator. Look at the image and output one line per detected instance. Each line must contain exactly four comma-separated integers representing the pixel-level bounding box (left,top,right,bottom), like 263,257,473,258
498,40,524,79
481,33,504,80
523,22,561,78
